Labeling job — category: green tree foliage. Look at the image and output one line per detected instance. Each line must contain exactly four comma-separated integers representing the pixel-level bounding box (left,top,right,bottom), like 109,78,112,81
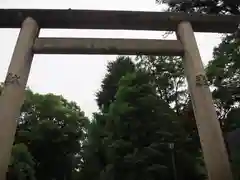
80,57,136,180
81,55,205,180
102,71,203,180
7,143,36,180
79,113,108,180
136,55,187,114
96,56,135,112
14,90,89,180
206,35,240,131
136,55,202,171
205,34,240,179
157,0,240,14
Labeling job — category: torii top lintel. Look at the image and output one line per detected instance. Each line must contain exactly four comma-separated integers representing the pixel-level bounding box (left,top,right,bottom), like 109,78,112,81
0,8,239,33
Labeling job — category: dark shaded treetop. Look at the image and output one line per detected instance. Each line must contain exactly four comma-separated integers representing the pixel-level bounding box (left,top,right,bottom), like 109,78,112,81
96,56,135,112
158,0,240,14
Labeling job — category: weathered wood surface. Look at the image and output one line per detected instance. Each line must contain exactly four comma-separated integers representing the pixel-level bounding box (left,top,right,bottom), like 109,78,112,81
33,38,184,56
177,21,233,180
0,17,39,180
0,9,239,32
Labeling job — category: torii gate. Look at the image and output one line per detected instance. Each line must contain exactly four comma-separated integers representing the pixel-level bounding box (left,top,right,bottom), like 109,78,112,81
0,9,239,180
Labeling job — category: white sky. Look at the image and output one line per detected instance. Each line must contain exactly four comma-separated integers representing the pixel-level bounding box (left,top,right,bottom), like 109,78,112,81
0,0,222,118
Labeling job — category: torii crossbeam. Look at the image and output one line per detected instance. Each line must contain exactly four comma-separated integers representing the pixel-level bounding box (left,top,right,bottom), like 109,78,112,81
0,8,239,180
0,8,239,32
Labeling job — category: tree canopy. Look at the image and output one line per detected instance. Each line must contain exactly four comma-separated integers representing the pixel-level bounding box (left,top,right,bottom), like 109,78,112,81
158,0,240,14
7,89,89,180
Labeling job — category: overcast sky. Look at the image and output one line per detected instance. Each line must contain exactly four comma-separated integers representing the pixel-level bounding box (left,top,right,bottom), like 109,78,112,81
0,0,222,118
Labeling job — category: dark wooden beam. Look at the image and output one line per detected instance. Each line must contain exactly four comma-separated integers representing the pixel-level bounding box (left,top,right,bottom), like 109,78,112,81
33,38,184,56
0,9,239,32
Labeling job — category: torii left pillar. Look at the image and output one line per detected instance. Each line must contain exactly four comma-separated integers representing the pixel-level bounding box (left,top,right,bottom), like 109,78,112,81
0,17,39,180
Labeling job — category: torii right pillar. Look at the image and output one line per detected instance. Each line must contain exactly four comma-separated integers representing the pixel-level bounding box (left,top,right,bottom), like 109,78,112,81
176,21,233,180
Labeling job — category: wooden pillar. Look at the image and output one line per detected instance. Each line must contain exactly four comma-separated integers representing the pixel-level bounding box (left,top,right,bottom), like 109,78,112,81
176,21,233,180
0,17,39,180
